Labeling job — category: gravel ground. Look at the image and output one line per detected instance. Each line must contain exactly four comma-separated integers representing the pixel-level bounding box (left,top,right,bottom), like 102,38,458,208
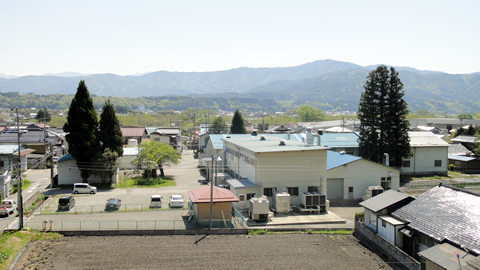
13,234,392,270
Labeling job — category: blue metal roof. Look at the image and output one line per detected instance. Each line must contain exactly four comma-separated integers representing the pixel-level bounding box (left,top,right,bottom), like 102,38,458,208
326,150,361,170
290,132,359,148
58,153,73,162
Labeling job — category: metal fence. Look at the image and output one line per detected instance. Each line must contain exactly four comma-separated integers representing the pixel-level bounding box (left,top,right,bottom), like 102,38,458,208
37,203,185,215
24,219,192,231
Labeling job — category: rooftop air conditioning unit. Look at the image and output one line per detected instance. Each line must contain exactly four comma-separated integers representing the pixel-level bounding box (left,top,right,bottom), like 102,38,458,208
272,192,290,213
362,186,384,201
301,192,327,212
249,195,269,222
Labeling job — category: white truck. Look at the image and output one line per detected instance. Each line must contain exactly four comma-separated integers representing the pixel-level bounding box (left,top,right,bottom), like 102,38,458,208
0,200,18,217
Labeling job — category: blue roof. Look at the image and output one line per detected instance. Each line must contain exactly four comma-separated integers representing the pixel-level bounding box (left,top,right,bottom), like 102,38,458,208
58,153,74,162
326,150,361,170
448,155,476,162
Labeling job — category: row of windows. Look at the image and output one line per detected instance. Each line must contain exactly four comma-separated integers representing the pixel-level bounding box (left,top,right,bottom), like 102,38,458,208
225,147,256,166
402,160,442,168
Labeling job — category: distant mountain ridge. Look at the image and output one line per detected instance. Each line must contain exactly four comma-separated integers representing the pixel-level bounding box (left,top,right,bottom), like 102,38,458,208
0,59,479,113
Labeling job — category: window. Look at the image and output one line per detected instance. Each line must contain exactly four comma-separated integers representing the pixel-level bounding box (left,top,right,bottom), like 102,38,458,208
381,177,392,190
402,160,411,167
308,186,319,193
238,194,245,201
348,187,353,193
155,138,160,142
246,193,256,200
0,161,4,167
264,188,274,197
286,187,299,196
381,220,386,227
434,160,442,167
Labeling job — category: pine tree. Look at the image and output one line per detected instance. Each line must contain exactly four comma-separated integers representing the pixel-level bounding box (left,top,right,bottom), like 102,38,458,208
230,109,247,134
63,80,100,182
358,66,410,166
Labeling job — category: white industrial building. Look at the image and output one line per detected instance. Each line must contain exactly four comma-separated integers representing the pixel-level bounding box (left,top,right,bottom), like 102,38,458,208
401,132,449,176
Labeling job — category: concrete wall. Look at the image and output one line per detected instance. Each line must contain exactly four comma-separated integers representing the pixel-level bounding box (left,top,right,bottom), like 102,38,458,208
327,159,400,199
354,220,421,270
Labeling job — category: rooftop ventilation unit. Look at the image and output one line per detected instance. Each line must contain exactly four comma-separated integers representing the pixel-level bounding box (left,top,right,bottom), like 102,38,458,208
249,195,270,222
272,191,290,213
279,139,286,146
301,192,327,212
260,135,266,141
251,129,258,136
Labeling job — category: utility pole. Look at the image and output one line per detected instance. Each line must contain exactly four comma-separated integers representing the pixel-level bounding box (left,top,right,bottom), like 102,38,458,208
14,108,23,230
209,155,214,229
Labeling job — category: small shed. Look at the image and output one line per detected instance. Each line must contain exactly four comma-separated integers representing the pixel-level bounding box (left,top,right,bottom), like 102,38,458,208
187,186,239,224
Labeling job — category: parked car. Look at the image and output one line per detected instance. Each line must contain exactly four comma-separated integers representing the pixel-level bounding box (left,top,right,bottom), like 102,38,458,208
73,183,97,194
58,195,75,211
105,198,122,211
0,200,18,217
169,195,184,208
149,195,163,208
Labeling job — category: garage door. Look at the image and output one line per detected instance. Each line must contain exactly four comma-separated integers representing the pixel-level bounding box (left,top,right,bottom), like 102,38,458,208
327,178,344,199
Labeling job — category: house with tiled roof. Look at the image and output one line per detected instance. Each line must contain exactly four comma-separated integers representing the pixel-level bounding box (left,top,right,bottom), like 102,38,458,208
120,127,147,145
356,184,480,270
149,128,182,153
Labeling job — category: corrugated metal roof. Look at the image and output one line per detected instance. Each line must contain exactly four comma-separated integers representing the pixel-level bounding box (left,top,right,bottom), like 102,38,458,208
409,132,449,147
359,190,413,212
223,135,329,153
418,243,475,270
326,150,361,170
209,134,294,150
451,135,479,143
0,145,20,154
392,185,480,255
448,155,476,162
123,147,138,156
58,153,73,162
379,215,405,226
290,132,359,148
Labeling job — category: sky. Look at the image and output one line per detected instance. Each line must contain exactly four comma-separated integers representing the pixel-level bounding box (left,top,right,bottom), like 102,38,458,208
1,0,479,76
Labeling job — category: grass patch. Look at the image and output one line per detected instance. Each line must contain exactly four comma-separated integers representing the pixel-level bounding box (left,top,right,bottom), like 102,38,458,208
401,171,476,182
0,230,61,269
10,179,31,194
114,176,176,188
248,229,269,235
451,182,480,189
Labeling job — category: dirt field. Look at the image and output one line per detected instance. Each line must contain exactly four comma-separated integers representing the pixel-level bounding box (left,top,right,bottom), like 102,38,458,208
13,234,392,269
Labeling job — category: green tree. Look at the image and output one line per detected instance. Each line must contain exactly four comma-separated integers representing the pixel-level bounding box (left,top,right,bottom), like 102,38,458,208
98,99,124,157
132,141,180,178
63,80,100,182
296,105,325,122
97,148,119,185
358,66,410,167
230,109,247,134
457,113,473,120
35,108,51,122
210,116,228,134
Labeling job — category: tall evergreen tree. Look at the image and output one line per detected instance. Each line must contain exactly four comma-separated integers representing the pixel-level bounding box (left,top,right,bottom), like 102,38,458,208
98,99,124,157
230,109,247,134
35,108,51,122
358,66,410,167
63,80,99,182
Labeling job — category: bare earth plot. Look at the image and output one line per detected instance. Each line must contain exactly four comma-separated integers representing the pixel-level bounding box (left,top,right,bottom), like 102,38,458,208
13,234,392,270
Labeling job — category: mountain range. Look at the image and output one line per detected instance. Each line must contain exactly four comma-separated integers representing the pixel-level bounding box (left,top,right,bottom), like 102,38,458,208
1,60,479,113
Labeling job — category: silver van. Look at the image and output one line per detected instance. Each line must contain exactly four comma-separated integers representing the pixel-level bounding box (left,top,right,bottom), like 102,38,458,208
73,183,97,194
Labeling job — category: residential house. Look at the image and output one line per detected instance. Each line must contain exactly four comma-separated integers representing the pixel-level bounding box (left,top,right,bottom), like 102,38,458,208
57,153,118,185
356,185,480,269
409,118,480,131
120,127,148,145
401,132,449,176
451,135,478,152
149,128,182,153
0,145,36,197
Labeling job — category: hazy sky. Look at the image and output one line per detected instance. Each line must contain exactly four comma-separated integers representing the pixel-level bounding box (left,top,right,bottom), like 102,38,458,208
1,0,478,76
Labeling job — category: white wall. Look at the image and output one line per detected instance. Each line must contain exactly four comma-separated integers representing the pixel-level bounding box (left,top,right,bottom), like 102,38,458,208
327,159,400,199
58,159,117,185
402,146,448,175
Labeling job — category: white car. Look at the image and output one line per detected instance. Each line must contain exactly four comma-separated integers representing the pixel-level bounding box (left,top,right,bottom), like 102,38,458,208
73,183,97,194
169,195,184,208
149,195,163,208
